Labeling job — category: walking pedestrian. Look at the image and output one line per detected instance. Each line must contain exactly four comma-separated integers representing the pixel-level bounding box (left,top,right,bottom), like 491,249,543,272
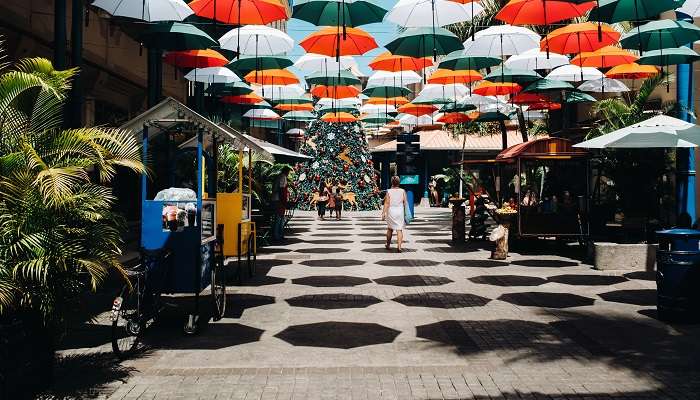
333,187,343,220
382,176,410,252
317,180,330,220
271,166,290,242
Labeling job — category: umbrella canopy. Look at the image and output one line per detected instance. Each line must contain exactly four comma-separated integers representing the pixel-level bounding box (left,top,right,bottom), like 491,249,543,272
221,93,264,104
294,54,358,73
317,105,359,114
574,115,700,148
473,81,522,96
637,46,700,66
385,0,484,27
255,84,305,99
385,27,464,58
559,90,596,103
361,113,395,123
438,50,502,70
243,108,281,120
366,96,410,105
321,112,358,123
284,111,317,121
496,0,595,25
311,85,361,98
219,25,294,56
484,67,543,84
543,22,620,54
286,128,306,135
428,69,482,84
398,103,438,116
475,111,512,122
93,0,192,21
571,46,638,68
504,48,569,70
306,69,361,86
184,66,241,83
462,94,504,107
138,22,217,51
244,69,299,85
206,81,253,95
399,113,440,126
300,27,378,57
361,103,398,114
271,96,313,105
620,19,700,51
188,0,289,25
523,78,575,92
440,100,477,112
527,101,561,110
578,77,630,92
417,83,470,100
362,85,412,98
227,55,293,74
588,0,685,23
546,64,603,81
605,63,659,79
677,0,700,16
317,97,362,107
164,49,228,68
369,52,433,71
292,0,388,26
511,92,550,104
438,112,476,123
462,25,540,57
367,70,422,86
275,103,314,112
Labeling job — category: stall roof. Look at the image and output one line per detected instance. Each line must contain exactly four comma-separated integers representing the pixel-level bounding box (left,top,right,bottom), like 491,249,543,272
371,130,527,153
496,137,589,161
243,134,312,160
120,97,273,162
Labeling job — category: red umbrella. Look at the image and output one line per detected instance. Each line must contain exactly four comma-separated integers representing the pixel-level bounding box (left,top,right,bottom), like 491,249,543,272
164,49,228,68
188,0,289,25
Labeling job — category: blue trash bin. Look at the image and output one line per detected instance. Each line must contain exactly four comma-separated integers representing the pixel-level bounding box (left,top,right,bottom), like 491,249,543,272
656,229,700,323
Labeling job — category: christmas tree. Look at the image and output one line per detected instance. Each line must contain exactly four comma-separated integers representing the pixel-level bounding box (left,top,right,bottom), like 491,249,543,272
293,120,381,211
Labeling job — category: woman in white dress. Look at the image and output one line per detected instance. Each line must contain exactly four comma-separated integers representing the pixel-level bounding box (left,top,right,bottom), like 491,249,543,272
382,176,409,252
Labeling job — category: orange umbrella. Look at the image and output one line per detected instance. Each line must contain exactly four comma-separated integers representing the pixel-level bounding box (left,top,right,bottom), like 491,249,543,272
366,96,410,106
473,81,521,96
527,101,561,111
543,22,621,55
321,112,358,123
310,85,361,99
300,27,378,57
496,0,594,26
275,103,314,112
437,112,477,124
605,63,659,79
164,49,228,68
511,93,550,104
428,69,482,85
244,69,299,85
368,52,433,72
220,93,264,104
398,103,437,116
188,0,288,25
571,46,638,68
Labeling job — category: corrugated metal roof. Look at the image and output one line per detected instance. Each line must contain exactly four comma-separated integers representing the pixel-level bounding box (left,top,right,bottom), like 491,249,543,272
371,129,529,153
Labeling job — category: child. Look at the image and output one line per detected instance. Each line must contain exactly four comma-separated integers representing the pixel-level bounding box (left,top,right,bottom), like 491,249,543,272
334,187,343,220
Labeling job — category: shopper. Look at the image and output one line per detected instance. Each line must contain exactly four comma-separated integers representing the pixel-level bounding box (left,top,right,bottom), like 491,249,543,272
317,180,330,220
333,187,343,220
271,166,290,242
382,176,410,252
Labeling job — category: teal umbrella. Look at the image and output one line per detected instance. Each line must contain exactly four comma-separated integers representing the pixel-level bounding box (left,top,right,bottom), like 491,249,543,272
227,55,292,74
588,0,685,23
522,78,575,93
283,110,317,121
484,67,543,85
412,96,452,105
306,69,361,86
637,46,700,66
292,0,387,27
362,85,412,98
475,111,512,122
361,113,395,124
385,27,463,60
206,81,253,96
620,20,700,51
138,22,217,51
438,50,502,70
317,105,359,114
272,96,314,105
560,91,597,103
440,101,477,113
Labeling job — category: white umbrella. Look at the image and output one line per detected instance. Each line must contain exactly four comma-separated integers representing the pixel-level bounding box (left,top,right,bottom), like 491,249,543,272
254,84,305,99
574,115,700,148
417,83,469,99
546,65,603,82
286,128,306,135
504,48,569,70
398,113,442,126
219,25,294,56
512,109,547,120
294,54,358,74
368,70,422,86
92,0,192,21
462,25,540,57
578,78,630,93
360,103,398,114
184,67,241,84
677,0,700,16
317,97,362,108
243,108,281,120
461,94,502,107
386,0,484,27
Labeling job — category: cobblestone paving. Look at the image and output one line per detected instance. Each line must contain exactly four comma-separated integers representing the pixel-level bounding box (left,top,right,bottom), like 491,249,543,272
50,209,700,400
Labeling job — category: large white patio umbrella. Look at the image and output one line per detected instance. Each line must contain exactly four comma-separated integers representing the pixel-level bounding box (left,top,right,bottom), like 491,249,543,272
578,78,630,93
546,65,603,82
368,70,422,86
462,25,540,57
385,0,484,27
254,84,305,99
505,48,569,70
92,0,193,21
399,113,442,127
294,54,358,74
316,97,362,108
243,108,281,120
219,25,294,56
417,83,470,99
574,115,700,148
184,67,241,83
360,103,398,114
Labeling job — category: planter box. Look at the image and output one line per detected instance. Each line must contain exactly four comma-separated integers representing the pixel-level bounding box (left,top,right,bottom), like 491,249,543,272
594,242,657,271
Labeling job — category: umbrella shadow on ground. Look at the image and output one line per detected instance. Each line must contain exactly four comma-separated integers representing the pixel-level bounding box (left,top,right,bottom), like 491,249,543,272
300,259,366,268
225,294,276,318
598,289,657,306
286,294,382,310
444,259,509,268
469,275,548,287
234,265,286,287
547,274,628,286
375,259,441,267
510,259,580,268
305,239,355,245
295,247,350,254
393,292,491,308
291,275,372,287
374,275,453,287
498,291,595,308
363,247,417,253
274,321,400,349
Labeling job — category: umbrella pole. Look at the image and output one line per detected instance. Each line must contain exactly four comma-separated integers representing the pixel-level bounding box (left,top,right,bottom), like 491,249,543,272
634,0,642,56
543,0,550,58
577,32,583,81
596,0,602,42
431,0,437,61
336,3,341,62
236,0,241,59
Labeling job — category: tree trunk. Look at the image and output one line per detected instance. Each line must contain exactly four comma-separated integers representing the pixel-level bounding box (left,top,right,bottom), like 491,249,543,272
516,107,528,143
498,119,508,150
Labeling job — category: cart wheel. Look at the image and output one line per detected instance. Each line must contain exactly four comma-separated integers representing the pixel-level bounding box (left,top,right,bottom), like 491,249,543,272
111,284,142,359
211,256,226,321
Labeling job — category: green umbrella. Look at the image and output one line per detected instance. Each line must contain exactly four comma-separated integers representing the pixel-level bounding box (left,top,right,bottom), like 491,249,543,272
620,20,700,51
138,22,217,51
362,85,412,98
227,55,293,74
588,0,685,23
440,101,477,113
283,110,317,121
412,96,452,105
385,27,463,60
522,79,575,93
438,50,502,71
272,96,314,105
292,0,387,27
484,67,543,85
317,105,359,114
637,46,700,66
361,113,395,124
475,111,512,122
560,91,597,103
306,69,361,86
206,81,253,96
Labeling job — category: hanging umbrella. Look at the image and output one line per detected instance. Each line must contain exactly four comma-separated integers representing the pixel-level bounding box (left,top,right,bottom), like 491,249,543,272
399,113,440,126
368,70,423,86
473,81,522,96
284,111,317,121
385,0,484,27
484,67,542,84
294,54,358,73
300,26,378,57
543,22,620,55
578,77,630,92
511,92,550,104
92,0,193,21
637,46,700,66
275,103,315,112
317,105,360,114
438,50,502,70
428,69,482,84
588,0,685,24
254,84,305,99
369,52,433,71
317,97,362,107
311,85,361,98
361,113,395,123
219,25,294,58
227,55,293,74
546,64,603,81
362,85,412,98
366,96,410,105
438,112,476,123
306,69,361,86
292,0,388,26
574,115,700,148
321,112,358,123
522,78,575,92
221,93,265,104
620,20,700,51
605,63,659,79
558,90,597,103
571,46,638,68
415,83,470,101
184,66,241,83
463,94,506,107
286,128,306,135
496,0,595,25
271,96,313,105
475,111,512,122
138,22,218,51
398,103,438,116
504,48,569,70
385,26,464,59
164,49,228,68
527,101,562,111
244,69,299,85
463,25,540,56
361,103,398,114
206,81,253,95
188,0,289,25
243,108,282,120
676,0,700,16
440,100,477,112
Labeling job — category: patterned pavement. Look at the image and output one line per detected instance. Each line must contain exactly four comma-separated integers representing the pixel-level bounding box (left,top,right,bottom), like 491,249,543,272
50,209,700,400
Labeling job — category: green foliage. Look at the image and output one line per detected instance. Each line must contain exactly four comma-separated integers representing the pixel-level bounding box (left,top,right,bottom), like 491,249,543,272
0,54,145,327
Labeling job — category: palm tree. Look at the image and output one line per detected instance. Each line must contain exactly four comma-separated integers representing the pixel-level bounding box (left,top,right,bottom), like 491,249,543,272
0,55,146,327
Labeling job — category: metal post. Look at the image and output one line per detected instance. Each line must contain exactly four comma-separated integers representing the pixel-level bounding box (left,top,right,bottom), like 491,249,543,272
54,0,67,70
69,0,84,127
147,48,163,108
676,11,696,222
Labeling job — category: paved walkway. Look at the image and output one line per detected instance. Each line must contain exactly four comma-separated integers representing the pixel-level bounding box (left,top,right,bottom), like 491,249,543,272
50,209,700,400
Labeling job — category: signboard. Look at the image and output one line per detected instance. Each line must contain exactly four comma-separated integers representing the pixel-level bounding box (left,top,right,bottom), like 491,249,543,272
397,143,420,154
200,200,216,241
400,175,420,185
397,134,420,143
